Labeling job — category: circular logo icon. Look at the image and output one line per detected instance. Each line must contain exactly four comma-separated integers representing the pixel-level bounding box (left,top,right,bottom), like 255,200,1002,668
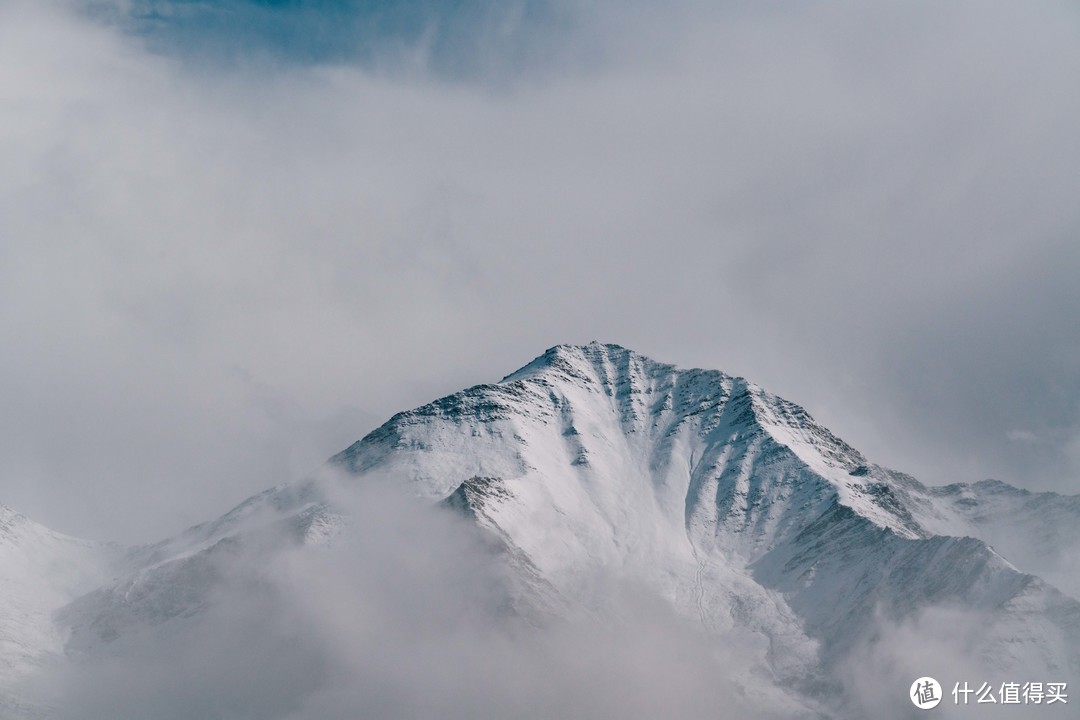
910,677,942,709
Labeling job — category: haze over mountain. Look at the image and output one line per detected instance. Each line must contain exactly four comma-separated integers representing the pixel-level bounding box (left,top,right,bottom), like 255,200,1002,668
5,0,1080,550
2,344,1077,718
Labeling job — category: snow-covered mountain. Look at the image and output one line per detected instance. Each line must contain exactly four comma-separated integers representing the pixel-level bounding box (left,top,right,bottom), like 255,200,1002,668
3,343,1078,718
0,506,120,718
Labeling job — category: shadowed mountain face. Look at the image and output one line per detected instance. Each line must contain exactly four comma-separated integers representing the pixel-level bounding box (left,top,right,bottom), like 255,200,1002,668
4,344,1079,718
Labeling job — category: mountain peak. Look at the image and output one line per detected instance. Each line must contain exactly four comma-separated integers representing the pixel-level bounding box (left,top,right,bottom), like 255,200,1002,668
329,343,930,548
502,344,871,481
499,342,679,386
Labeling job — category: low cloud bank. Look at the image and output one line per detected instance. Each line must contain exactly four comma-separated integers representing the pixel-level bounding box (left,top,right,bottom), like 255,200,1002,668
47,483,796,719
3,0,1079,543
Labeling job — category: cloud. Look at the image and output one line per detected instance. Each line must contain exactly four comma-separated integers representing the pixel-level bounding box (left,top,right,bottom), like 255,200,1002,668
47,481,796,719
40,479,1072,719
837,603,1076,719
1,0,1079,542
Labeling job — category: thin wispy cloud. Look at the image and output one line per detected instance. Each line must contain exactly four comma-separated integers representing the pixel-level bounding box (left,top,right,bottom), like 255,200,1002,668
2,0,1078,542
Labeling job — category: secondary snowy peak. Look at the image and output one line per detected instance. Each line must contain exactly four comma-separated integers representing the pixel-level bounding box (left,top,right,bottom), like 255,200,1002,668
910,479,1080,599
0,503,118,609
0,503,52,544
0,504,119,716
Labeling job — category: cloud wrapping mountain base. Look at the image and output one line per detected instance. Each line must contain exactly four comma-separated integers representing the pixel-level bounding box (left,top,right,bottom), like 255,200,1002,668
3,344,1078,718
44,483,797,720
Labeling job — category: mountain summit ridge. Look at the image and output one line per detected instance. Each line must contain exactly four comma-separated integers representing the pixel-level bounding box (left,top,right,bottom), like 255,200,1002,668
335,342,918,546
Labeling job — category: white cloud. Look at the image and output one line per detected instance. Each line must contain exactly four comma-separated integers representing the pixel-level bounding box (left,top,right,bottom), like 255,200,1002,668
1,0,1079,542
48,482,794,719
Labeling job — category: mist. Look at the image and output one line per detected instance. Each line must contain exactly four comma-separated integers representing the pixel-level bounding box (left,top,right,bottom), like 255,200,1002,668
44,480,797,720
838,603,1076,719
2,1,1079,546
32,474,1073,719
3,5,1078,714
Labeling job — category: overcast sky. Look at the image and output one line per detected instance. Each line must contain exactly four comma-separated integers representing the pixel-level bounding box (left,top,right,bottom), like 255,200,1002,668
2,0,1079,543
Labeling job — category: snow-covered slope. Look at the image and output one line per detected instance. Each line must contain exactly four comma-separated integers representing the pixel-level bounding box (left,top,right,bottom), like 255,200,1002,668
911,478,1080,598
57,483,346,658
0,506,119,718
3,343,1078,717
330,343,1080,677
